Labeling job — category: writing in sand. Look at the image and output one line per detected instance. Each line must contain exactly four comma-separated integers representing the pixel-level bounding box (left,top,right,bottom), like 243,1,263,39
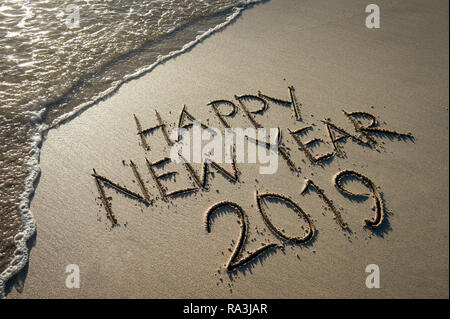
92,85,413,271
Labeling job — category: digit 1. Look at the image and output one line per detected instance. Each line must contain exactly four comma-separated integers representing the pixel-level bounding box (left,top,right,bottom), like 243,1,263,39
301,179,348,229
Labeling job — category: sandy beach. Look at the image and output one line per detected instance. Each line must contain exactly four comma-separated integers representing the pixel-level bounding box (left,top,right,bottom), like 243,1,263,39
6,0,448,298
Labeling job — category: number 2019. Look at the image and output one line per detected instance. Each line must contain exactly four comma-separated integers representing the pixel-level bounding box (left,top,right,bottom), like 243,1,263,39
205,169,384,271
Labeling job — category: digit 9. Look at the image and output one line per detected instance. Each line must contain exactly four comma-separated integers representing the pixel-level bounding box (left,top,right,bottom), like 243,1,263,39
334,170,384,228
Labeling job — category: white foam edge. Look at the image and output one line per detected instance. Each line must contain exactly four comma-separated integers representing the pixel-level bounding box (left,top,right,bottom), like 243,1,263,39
0,111,43,298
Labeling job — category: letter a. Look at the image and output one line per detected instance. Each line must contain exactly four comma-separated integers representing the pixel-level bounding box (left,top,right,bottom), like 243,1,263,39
65,264,80,288
66,4,80,29
365,264,380,288
365,4,380,29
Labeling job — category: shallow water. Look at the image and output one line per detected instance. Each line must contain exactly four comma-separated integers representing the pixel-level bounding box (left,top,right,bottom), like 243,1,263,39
0,0,263,296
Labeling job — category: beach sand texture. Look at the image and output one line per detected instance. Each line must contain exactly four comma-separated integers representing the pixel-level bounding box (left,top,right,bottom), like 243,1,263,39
6,0,449,298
